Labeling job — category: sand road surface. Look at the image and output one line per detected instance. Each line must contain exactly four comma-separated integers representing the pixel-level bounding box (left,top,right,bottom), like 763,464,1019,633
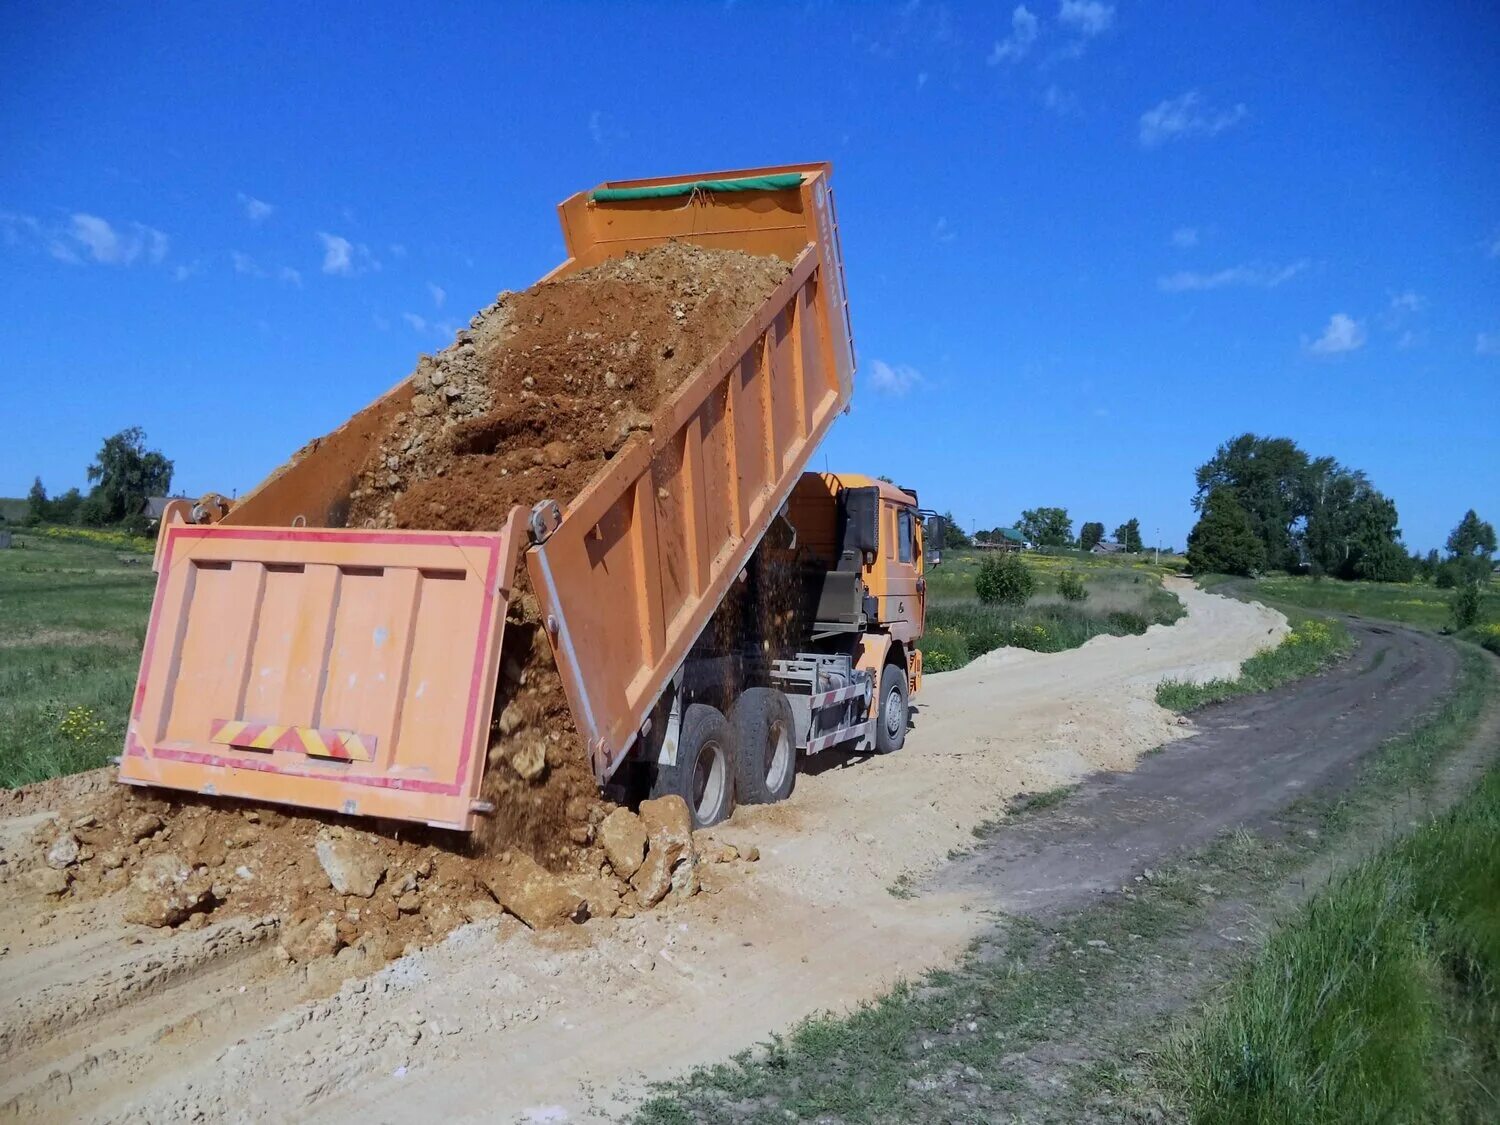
0,579,1286,1123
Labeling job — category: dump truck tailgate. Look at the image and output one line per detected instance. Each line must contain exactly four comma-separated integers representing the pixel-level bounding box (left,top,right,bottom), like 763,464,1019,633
119,511,526,830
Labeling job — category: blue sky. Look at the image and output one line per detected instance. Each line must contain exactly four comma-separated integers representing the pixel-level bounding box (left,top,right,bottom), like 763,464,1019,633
2,1,1496,551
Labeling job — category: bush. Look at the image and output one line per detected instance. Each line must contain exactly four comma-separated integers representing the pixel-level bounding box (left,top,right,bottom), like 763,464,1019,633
1450,581,1482,631
1435,564,1458,589
917,627,968,673
1058,571,1088,602
975,553,1034,607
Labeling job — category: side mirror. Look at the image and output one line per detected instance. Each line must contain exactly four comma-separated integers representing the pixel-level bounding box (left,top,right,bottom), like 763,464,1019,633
923,514,946,566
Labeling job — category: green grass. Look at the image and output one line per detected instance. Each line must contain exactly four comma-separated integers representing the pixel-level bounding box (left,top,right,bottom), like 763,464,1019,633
919,550,1185,671
0,530,155,787
1165,660,1500,1123
1156,616,1351,712
633,642,1495,1124
1201,572,1500,633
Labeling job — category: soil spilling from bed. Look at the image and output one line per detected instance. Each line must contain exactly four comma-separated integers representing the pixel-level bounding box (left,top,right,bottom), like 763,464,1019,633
5,242,790,965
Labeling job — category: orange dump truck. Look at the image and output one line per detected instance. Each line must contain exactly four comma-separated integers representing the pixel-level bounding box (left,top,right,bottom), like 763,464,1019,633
121,163,936,830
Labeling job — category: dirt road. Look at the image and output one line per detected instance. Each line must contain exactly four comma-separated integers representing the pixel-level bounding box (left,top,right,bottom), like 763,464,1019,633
0,579,1287,1123
947,619,1461,915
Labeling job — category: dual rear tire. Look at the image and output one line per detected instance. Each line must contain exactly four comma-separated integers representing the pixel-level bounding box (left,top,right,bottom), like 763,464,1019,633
651,664,908,828
649,689,797,828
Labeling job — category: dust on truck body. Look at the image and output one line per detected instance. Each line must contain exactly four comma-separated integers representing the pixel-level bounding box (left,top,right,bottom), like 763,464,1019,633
121,162,929,831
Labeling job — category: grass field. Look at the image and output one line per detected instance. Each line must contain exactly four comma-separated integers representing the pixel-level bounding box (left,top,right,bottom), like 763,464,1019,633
1165,651,1499,1124
1156,615,1351,712
0,530,156,786
919,550,1185,671
1203,572,1500,632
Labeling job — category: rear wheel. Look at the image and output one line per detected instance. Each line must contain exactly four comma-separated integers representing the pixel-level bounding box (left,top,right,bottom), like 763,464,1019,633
874,663,909,754
729,688,797,805
650,703,736,828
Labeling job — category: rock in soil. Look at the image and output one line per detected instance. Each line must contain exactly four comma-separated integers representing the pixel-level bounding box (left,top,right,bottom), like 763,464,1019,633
45,832,80,869
314,830,387,898
631,795,697,908
280,913,342,962
598,807,648,878
482,853,589,930
122,853,212,928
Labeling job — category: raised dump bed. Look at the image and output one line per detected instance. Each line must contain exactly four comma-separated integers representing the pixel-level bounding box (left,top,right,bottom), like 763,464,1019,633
121,163,855,830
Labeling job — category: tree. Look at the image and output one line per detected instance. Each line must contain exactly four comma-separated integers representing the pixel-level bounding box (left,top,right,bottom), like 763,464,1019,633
1194,434,1310,570
939,510,971,549
1114,518,1143,553
83,427,173,527
1079,521,1105,552
1187,488,1265,576
27,477,47,522
976,553,1033,606
1446,509,1496,584
1017,507,1073,548
1447,509,1497,560
1195,433,1412,580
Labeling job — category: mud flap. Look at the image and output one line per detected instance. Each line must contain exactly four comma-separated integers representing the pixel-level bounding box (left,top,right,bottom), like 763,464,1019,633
118,509,527,830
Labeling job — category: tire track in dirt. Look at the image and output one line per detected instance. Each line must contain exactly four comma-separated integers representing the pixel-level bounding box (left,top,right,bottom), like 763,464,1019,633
940,621,1460,913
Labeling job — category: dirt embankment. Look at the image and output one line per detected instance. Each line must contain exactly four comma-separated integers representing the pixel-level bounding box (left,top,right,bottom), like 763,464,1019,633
0,242,790,975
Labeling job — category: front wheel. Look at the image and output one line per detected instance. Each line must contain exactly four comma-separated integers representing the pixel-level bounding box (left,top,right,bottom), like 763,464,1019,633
874,664,909,754
650,703,737,828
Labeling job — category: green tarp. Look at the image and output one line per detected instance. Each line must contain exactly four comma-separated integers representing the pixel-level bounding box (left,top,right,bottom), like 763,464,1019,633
591,173,804,202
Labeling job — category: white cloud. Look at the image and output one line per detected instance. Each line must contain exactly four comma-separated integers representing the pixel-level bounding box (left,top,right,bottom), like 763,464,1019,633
318,232,354,275
989,5,1039,64
427,281,446,308
231,250,264,277
237,193,274,221
69,213,169,265
1139,91,1248,147
1157,259,1307,292
389,242,407,259
235,252,302,286
1477,332,1500,357
932,217,956,244
1307,313,1366,356
1171,226,1199,248
1387,290,1424,315
868,359,922,395
172,262,198,282
402,312,430,333
1057,0,1114,36
1042,84,1079,116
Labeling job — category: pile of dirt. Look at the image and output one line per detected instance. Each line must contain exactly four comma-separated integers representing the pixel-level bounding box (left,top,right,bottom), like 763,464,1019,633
6,784,754,967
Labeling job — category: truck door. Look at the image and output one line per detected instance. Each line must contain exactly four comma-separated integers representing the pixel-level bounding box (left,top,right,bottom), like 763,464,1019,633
883,502,922,643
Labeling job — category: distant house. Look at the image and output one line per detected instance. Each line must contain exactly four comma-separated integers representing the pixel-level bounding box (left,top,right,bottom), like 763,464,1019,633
142,495,191,527
1091,540,1125,554
977,528,1027,552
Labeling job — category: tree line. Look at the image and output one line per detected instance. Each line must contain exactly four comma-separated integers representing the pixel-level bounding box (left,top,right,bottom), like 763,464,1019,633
22,427,175,532
1185,433,1495,586
940,509,1146,553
